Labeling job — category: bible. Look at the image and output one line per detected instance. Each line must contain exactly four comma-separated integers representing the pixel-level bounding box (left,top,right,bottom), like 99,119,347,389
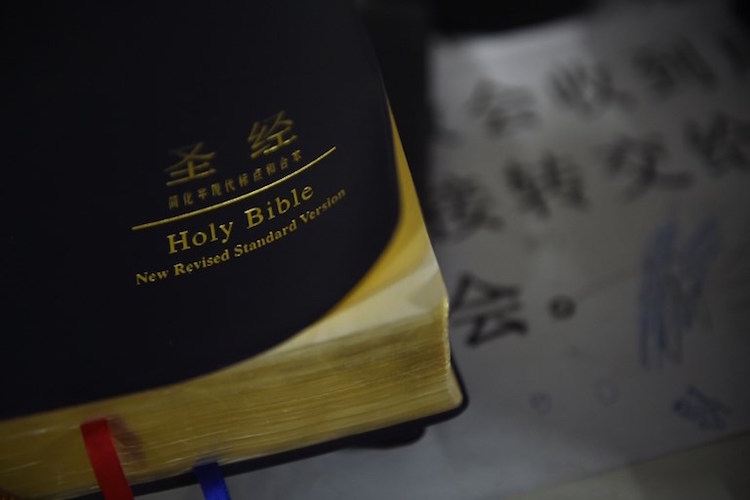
0,1,464,498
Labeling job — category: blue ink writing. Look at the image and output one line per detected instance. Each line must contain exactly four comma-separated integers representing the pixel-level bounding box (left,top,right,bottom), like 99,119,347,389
639,218,720,368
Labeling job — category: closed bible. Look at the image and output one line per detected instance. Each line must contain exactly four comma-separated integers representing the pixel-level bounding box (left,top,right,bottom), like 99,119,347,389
0,2,464,498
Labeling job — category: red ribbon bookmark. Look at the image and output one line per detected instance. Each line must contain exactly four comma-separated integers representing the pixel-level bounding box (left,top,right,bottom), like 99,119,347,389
80,419,135,500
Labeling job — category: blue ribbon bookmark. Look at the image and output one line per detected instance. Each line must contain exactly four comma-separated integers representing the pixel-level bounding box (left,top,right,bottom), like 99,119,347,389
194,462,231,500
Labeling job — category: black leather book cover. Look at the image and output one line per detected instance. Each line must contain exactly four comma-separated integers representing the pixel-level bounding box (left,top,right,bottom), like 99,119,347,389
2,1,399,419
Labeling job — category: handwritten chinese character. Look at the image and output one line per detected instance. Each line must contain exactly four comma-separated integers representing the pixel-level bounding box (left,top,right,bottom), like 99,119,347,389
633,40,716,96
548,62,632,116
164,142,216,186
685,113,750,174
604,135,692,200
639,218,719,369
504,154,588,216
247,111,297,159
673,385,731,430
427,174,503,242
451,273,527,347
466,79,538,136
548,295,576,320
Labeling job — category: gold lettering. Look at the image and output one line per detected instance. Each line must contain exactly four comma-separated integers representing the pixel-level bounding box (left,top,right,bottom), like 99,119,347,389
238,173,250,187
168,195,179,210
247,111,298,159
218,221,233,243
298,188,344,224
167,231,190,254
164,142,217,187
275,195,291,215
192,231,208,247
167,222,232,255
265,200,276,220
245,207,264,228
